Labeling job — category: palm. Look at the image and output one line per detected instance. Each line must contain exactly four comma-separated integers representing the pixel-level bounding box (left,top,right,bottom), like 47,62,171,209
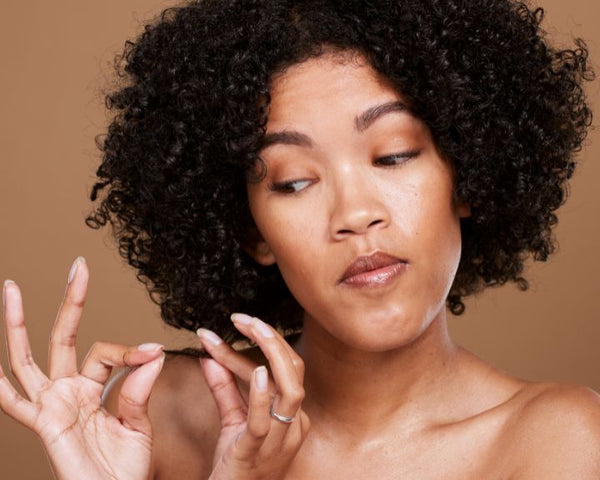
31,376,151,480
0,260,164,480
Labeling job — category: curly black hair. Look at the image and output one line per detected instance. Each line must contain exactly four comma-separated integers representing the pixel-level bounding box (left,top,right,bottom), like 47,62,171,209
87,0,593,344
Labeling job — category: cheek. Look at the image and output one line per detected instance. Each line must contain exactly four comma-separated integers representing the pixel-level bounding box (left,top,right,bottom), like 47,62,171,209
251,197,322,273
250,200,333,312
391,169,462,282
414,186,463,303
258,205,316,247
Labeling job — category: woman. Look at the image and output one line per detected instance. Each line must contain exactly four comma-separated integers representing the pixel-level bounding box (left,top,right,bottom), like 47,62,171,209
1,0,599,478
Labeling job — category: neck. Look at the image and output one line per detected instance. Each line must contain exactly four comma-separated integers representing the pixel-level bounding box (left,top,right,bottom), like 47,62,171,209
294,309,460,437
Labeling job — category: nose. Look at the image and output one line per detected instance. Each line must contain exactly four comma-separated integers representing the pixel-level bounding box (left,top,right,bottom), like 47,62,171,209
329,171,390,240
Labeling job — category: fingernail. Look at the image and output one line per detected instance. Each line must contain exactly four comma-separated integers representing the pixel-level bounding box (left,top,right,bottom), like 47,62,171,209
196,328,223,346
154,352,166,369
231,313,252,325
137,342,164,352
255,366,268,391
3,280,15,306
254,319,274,338
67,257,85,284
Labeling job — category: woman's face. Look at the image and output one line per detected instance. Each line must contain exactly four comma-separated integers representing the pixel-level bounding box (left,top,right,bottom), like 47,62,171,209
246,53,469,352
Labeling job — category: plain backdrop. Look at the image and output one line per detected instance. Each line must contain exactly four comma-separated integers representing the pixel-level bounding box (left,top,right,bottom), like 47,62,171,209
0,0,598,477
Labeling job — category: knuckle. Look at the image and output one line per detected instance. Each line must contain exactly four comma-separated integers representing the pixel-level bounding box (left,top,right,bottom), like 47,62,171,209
65,295,86,310
1,391,19,413
122,411,145,424
292,357,305,373
50,333,77,348
220,405,248,425
122,347,141,366
210,379,232,395
286,385,305,404
119,393,144,408
89,341,107,354
16,352,36,369
247,424,269,440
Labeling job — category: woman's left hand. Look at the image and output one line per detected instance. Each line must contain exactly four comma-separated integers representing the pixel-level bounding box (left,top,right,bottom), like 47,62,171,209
197,314,310,480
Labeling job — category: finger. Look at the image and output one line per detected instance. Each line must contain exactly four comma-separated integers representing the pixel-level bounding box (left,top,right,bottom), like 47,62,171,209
48,257,88,379
200,358,247,427
234,366,271,456
3,281,51,399
196,328,268,387
275,408,311,456
231,313,305,383
80,342,164,385
231,314,305,420
118,353,165,437
0,361,39,430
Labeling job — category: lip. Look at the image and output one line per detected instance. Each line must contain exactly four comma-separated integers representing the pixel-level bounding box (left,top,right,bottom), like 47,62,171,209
339,251,408,287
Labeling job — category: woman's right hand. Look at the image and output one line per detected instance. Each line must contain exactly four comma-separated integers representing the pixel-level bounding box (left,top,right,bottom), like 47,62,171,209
0,257,165,480
197,314,310,480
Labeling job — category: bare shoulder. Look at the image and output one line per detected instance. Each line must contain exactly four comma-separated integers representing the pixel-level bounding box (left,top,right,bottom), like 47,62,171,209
503,382,600,479
103,352,220,479
512,382,600,442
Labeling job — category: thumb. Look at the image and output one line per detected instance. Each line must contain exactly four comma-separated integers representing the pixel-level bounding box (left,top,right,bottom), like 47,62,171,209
118,353,165,437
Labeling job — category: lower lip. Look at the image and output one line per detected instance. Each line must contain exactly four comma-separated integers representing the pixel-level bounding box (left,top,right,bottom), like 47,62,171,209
341,262,407,288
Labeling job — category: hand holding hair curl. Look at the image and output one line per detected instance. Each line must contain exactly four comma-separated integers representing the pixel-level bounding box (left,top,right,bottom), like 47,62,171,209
0,259,164,480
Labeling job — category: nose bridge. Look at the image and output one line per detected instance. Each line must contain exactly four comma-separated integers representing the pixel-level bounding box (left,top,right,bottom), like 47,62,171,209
329,161,389,238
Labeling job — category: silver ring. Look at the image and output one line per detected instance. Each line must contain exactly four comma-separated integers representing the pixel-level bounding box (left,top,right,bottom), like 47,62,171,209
269,405,295,424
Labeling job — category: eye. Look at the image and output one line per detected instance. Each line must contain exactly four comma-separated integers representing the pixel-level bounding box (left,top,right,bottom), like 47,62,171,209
269,178,315,194
374,150,421,167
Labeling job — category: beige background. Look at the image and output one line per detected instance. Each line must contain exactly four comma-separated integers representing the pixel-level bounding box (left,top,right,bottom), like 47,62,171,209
0,0,598,477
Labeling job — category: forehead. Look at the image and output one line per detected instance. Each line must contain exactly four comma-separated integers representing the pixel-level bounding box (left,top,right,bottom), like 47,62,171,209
266,52,404,128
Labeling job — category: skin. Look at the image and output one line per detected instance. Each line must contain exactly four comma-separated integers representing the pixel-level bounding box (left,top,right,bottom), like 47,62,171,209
0,259,165,480
2,52,600,479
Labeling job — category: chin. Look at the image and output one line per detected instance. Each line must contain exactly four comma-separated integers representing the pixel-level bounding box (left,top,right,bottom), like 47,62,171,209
340,331,424,354
323,305,438,353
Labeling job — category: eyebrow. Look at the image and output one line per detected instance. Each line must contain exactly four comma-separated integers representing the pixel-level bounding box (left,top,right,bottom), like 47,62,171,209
354,101,408,132
259,130,313,150
259,100,408,151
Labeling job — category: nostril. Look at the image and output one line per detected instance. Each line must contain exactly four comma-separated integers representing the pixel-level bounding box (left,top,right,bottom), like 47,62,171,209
336,219,384,236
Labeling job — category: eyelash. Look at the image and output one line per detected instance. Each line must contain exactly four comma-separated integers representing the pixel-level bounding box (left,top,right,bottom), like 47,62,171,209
373,149,421,167
269,150,421,194
269,178,314,194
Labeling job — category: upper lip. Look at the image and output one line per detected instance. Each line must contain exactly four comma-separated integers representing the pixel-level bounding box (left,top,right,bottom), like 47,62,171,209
339,251,407,283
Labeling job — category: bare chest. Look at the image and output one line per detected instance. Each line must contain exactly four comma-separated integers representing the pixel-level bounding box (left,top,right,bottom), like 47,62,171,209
283,421,515,480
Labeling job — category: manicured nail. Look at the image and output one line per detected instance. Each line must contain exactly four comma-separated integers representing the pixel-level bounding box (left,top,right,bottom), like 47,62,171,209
196,328,223,346
255,366,268,391
67,257,85,284
137,342,164,352
231,313,253,325
254,319,275,338
3,280,15,306
155,352,166,369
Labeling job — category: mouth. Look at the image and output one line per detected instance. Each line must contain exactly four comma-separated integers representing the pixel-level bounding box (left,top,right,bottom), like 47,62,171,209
339,251,408,287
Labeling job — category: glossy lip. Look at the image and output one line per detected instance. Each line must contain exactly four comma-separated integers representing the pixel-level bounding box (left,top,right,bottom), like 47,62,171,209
339,251,408,287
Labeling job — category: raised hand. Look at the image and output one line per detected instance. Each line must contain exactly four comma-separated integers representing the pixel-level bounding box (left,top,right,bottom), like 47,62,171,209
197,314,310,480
0,257,165,480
